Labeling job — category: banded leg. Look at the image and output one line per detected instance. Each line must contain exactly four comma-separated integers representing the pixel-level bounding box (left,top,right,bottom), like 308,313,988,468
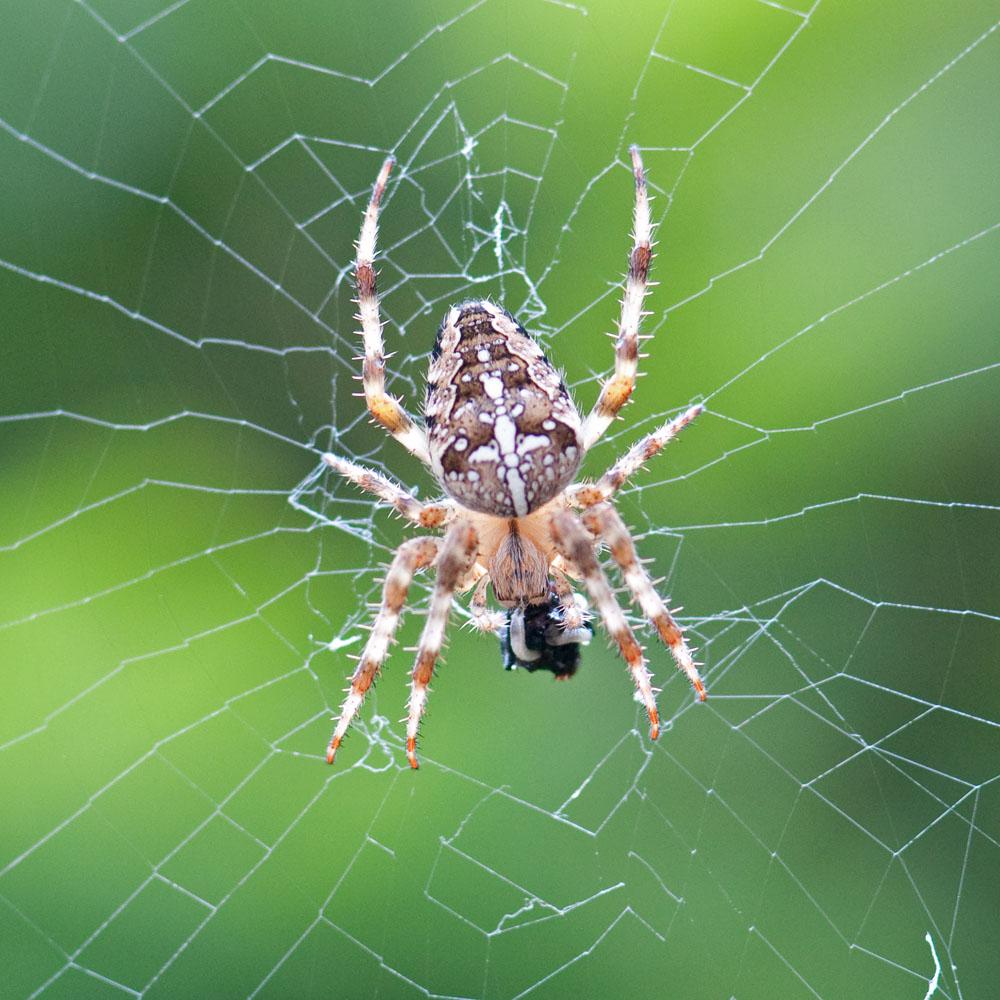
582,503,705,701
582,146,653,451
551,566,587,631
569,404,703,508
468,572,505,633
549,509,660,739
355,157,431,466
323,453,453,528
326,536,440,764
406,520,479,768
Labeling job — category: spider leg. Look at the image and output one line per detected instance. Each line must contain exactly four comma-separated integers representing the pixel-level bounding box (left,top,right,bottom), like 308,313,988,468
355,157,432,466
406,519,479,768
569,403,703,508
468,572,505,633
581,503,706,701
581,146,652,452
323,453,454,528
549,509,660,739
326,536,441,764
551,565,587,631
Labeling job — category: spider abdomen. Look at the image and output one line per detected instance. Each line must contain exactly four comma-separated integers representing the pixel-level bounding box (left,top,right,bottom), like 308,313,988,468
426,301,582,518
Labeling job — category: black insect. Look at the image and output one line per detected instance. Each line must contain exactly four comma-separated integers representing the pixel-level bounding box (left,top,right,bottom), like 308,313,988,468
499,589,594,678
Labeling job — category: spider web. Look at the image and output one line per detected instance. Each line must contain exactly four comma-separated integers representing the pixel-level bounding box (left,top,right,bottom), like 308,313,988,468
1,1,998,997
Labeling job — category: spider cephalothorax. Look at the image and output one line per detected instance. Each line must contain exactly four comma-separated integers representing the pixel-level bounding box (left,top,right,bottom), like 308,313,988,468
324,148,706,769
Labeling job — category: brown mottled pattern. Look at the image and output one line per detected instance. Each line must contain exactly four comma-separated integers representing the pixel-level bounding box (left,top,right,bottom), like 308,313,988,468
425,301,582,517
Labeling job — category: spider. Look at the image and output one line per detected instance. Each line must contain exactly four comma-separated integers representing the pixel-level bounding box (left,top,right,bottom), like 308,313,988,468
323,147,705,769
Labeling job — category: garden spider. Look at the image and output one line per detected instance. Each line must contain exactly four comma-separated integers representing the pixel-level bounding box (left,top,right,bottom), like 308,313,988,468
324,148,705,768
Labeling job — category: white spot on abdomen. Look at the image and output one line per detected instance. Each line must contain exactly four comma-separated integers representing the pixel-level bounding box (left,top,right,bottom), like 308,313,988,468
520,434,550,453
481,374,504,399
494,415,516,455
469,443,499,463
506,467,528,516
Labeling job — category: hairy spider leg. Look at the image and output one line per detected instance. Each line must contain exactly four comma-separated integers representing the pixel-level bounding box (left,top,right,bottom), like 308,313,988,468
582,503,706,701
355,157,432,466
569,403,704,508
406,520,479,768
551,565,587,631
326,536,441,764
323,453,453,528
468,572,505,633
582,146,653,451
549,509,661,739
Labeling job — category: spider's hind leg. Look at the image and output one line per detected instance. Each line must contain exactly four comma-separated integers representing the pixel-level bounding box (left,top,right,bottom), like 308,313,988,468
581,146,653,452
354,157,432,467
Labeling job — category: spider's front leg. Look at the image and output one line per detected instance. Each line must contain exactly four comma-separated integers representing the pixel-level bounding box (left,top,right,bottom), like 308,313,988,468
468,571,505,634
581,503,705,701
355,157,432,467
406,519,479,768
582,145,652,451
326,536,441,764
549,509,661,739
551,564,587,631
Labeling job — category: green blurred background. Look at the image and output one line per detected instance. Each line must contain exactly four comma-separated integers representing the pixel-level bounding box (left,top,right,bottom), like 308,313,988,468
2,1,998,997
